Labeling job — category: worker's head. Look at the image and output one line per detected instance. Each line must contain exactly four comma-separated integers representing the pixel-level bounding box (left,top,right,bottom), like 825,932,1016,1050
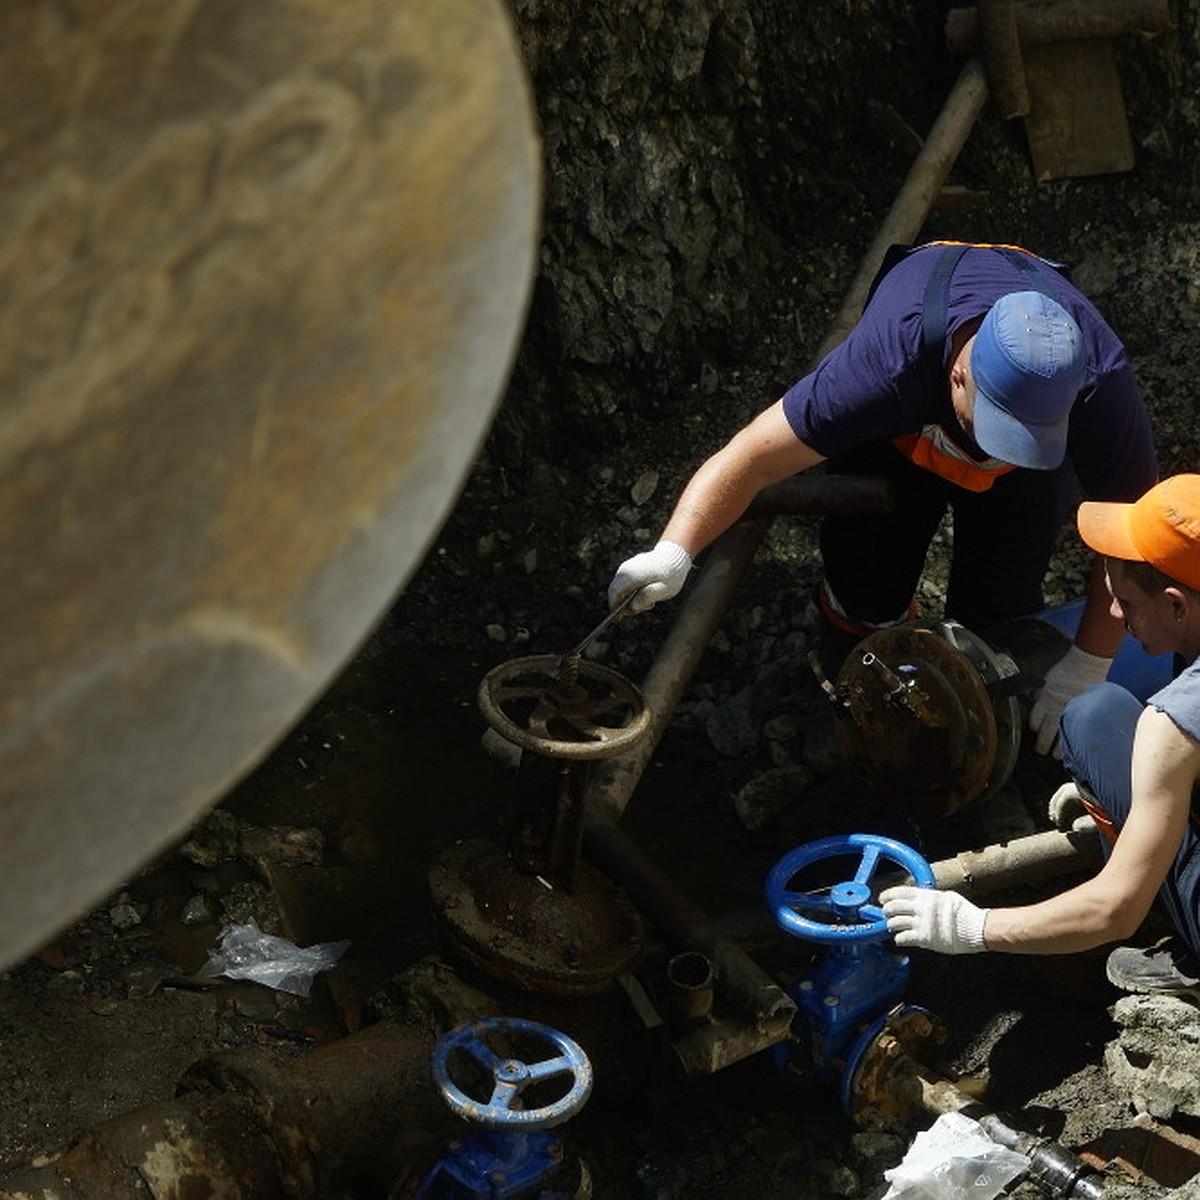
1078,475,1200,657
964,291,1086,470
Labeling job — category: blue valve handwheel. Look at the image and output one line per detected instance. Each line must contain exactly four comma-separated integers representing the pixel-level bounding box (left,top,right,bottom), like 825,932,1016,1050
432,1017,593,1129
765,833,935,944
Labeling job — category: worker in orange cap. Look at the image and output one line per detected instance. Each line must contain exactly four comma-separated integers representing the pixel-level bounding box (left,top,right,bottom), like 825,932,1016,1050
882,474,1200,999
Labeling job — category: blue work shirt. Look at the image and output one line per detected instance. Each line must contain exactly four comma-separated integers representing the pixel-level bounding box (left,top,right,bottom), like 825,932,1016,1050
781,243,1157,503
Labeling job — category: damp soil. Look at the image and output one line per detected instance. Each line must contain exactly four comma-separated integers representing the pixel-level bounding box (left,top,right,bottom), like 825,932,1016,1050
5,2,1200,1197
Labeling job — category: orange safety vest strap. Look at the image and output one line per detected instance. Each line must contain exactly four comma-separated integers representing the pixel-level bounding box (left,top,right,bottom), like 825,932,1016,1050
892,428,1018,494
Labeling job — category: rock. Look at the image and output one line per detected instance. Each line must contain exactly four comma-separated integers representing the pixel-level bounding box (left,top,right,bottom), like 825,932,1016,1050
1104,994,1200,1119
706,688,758,757
109,900,142,931
630,469,659,505
180,894,213,926
734,765,813,830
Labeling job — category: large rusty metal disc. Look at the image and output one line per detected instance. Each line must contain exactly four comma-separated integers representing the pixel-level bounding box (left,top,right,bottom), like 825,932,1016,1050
834,621,1020,821
0,0,540,967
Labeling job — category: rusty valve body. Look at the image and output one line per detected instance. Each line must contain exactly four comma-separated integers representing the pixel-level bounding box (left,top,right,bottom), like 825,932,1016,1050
429,656,651,997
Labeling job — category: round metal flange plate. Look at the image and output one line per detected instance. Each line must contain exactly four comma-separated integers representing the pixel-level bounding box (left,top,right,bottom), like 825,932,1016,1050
835,622,1001,820
428,839,644,997
0,0,540,968
845,1004,949,1134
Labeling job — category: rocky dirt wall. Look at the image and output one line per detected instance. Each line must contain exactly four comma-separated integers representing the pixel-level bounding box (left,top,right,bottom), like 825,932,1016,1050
492,0,1198,476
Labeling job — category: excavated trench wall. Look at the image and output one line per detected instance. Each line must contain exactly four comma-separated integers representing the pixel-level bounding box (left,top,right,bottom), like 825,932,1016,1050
492,0,1197,477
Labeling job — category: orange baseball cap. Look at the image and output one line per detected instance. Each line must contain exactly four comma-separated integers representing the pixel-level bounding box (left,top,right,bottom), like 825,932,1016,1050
1077,475,1200,591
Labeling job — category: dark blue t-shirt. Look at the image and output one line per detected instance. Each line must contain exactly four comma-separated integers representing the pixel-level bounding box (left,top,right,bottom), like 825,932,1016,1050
780,244,1157,502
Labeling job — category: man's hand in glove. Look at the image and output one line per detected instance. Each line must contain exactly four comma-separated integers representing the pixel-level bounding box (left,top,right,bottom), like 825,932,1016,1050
1029,644,1112,757
607,540,692,613
1047,781,1088,830
879,887,988,955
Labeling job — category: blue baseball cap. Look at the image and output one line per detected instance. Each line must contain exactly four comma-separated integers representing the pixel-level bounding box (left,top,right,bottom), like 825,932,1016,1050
970,290,1086,470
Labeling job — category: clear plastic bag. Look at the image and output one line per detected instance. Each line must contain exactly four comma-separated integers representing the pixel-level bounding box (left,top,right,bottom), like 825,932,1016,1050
199,920,350,997
882,1112,1030,1200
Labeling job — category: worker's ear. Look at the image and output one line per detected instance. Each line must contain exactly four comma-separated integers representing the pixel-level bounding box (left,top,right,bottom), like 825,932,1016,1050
1165,585,1190,624
949,332,975,391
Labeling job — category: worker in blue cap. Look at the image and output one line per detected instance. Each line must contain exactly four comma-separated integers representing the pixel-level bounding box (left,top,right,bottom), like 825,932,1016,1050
607,241,1157,758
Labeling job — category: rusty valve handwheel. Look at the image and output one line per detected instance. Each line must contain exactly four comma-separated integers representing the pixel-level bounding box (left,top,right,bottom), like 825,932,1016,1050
478,655,651,760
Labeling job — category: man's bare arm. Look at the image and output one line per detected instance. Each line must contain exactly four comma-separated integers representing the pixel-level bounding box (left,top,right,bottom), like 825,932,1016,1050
662,400,825,556
986,706,1200,953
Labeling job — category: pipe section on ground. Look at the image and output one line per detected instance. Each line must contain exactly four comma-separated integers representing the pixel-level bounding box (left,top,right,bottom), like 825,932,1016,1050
0,962,492,1199
912,1063,1107,1199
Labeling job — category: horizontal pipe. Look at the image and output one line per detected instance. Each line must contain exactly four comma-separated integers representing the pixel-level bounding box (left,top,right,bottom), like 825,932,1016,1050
946,0,1171,54
746,474,895,519
670,1012,792,1081
928,822,1103,899
0,962,494,1197
912,1064,1105,1199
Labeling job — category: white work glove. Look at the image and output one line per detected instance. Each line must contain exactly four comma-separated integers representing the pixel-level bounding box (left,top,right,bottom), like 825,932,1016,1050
1029,645,1112,758
880,886,988,955
607,540,692,613
1047,781,1086,831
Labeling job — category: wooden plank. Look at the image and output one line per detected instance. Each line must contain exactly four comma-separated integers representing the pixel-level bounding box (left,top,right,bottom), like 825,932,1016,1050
1022,38,1134,181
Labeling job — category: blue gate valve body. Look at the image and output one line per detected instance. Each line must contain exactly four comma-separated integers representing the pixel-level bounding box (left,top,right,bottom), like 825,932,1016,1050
416,1017,592,1200
419,1128,565,1200
764,834,936,1096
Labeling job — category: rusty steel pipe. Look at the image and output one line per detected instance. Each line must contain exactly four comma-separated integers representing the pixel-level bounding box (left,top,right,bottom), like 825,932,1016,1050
930,821,1104,898
0,961,493,1199
670,1013,791,1081
584,817,795,1034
